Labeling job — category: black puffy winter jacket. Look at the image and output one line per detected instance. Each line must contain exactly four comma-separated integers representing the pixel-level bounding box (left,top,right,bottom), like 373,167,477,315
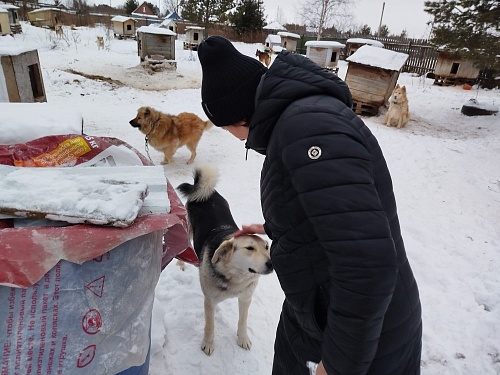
246,51,422,375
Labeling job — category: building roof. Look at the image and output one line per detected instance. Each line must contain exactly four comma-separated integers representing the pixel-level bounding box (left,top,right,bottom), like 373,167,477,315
305,40,345,48
277,31,300,39
136,25,176,36
264,21,286,31
346,45,408,71
111,15,136,23
346,38,384,48
0,2,19,10
266,34,281,44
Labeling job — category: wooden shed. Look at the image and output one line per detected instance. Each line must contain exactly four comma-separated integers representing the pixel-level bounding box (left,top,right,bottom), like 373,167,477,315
345,38,384,57
345,45,408,116
433,51,480,86
0,8,8,36
0,49,46,103
27,8,67,28
183,26,204,50
0,2,21,34
111,15,137,39
277,31,300,52
305,40,345,73
137,26,176,66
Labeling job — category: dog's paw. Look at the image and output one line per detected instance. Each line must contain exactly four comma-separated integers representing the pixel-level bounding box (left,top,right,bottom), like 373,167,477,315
237,335,252,350
201,340,215,356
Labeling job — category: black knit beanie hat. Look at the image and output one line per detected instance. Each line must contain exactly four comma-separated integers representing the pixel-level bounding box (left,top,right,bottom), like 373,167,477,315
198,36,268,127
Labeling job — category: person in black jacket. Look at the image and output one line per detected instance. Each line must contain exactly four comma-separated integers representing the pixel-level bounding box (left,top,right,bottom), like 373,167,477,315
197,36,422,375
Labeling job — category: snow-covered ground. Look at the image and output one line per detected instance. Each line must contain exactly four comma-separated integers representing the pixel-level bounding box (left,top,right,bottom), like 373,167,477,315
1,23,499,375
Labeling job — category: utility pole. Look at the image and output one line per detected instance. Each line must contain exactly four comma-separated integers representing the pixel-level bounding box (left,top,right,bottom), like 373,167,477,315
377,2,385,37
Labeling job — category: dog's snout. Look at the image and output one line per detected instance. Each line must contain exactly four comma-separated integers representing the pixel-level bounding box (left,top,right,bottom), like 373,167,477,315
129,119,139,128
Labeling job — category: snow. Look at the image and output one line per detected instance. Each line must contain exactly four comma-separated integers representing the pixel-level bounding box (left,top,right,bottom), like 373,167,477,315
305,40,346,48
137,26,176,36
277,31,300,39
346,37,385,48
0,103,83,144
347,44,409,71
464,98,499,112
0,165,149,227
1,23,500,375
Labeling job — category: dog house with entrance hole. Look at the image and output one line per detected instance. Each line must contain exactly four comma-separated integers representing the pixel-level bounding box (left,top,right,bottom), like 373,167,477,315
433,50,480,86
0,48,46,103
183,26,204,50
305,40,345,73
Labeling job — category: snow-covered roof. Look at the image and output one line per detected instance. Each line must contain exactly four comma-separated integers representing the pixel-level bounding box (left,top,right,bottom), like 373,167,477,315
264,21,286,31
185,26,204,30
111,15,135,22
28,7,68,13
346,45,408,71
0,8,7,13
266,34,281,44
0,2,19,10
131,12,158,19
160,18,176,26
305,40,345,49
277,31,300,39
136,26,176,36
346,38,384,48
0,37,36,56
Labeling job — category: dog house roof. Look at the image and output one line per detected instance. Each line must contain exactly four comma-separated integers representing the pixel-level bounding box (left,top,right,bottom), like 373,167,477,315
346,45,408,71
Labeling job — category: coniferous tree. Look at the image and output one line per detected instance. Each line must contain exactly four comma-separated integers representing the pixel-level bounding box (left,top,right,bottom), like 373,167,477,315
230,0,265,36
124,0,139,15
180,0,235,26
424,0,500,70
359,24,371,36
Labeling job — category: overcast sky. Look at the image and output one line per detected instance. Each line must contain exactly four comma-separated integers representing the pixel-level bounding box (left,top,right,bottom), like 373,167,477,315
264,0,434,39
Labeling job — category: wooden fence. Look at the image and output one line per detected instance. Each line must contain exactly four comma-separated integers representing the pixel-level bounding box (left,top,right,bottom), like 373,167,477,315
297,35,439,76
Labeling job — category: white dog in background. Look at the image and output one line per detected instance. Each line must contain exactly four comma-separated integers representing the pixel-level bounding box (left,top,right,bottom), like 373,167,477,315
96,36,104,50
384,84,410,128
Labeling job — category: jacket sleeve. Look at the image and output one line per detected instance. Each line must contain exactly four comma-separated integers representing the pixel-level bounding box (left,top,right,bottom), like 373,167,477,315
278,104,398,374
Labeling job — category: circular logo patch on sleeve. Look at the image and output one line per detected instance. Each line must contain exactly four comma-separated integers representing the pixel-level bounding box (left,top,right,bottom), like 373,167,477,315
308,146,322,160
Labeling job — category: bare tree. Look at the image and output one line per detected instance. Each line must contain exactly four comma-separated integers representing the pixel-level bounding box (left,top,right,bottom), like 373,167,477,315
163,0,180,15
300,0,353,40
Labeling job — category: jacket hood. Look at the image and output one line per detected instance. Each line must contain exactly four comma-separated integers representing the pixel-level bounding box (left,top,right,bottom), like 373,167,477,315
246,51,353,155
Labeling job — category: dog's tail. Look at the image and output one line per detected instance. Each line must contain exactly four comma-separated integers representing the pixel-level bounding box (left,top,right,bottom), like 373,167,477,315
177,164,218,203
205,120,214,130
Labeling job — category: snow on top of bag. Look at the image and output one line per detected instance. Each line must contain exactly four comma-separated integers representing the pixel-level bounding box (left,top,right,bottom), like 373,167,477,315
0,165,148,227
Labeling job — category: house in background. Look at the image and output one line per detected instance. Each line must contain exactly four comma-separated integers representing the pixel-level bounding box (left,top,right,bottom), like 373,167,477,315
433,50,480,86
263,21,286,34
345,37,384,57
345,45,408,116
183,26,204,50
111,16,137,39
277,31,300,52
131,1,158,24
0,2,21,34
160,18,176,33
0,48,46,103
305,40,345,73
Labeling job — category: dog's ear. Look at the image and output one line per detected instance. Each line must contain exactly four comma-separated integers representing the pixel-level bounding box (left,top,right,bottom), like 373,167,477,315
144,107,151,117
401,86,407,92
212,239,233,264
395,84,400,89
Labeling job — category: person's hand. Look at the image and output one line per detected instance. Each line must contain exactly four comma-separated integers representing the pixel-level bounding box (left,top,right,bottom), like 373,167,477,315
233,224,265,237
316,361,328,375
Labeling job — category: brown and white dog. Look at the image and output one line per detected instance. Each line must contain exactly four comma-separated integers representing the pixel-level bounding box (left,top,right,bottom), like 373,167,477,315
255,49,271,68
177,165,273,356
384,84,410,128
129,106,212,164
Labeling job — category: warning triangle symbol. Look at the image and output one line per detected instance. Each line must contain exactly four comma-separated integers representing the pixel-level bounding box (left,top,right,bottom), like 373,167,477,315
85,276,105,298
